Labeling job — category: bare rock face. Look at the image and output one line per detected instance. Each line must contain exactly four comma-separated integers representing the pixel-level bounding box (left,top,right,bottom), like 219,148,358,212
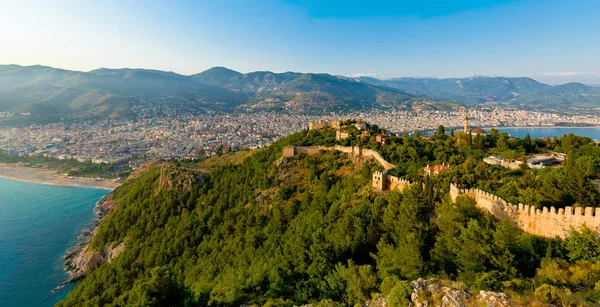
65,241,126,280
157,164,197,193
364,293,388,307
54,194,124,293
360,278,519,307
410,278,471,307
475,290,515,307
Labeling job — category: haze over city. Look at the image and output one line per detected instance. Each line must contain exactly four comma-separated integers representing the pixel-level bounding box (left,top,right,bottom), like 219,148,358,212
2,0,600,84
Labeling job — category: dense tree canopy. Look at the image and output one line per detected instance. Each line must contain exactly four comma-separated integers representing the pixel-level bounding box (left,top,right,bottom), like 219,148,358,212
58,127,600,306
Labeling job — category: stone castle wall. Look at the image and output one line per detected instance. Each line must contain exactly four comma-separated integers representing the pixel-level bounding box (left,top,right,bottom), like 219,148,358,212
450,183,600,238
373,170,412,192
283,145,599,238
283,145,395,170
309,120,340,131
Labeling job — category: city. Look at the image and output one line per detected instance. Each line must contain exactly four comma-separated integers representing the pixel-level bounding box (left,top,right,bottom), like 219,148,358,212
1,106,599,169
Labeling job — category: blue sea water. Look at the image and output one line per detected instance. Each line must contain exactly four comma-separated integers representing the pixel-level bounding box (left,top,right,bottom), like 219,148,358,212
497,127,600,140
0,177,108,306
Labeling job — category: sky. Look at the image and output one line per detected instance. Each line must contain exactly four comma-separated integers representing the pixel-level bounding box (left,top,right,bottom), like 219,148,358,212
1,0,599,84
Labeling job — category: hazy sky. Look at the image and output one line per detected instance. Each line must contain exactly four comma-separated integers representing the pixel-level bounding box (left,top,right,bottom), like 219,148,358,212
1,0,599,84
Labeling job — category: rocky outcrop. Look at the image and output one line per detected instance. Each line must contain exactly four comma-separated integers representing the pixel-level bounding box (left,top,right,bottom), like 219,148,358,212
476,290,515,307
362,278,517,307
54,194,123,292
409,278,471,307
63,241,126,281
157,165,197,193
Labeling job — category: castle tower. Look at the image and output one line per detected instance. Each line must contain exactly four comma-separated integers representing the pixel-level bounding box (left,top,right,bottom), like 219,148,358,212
463,111,469,135
373,169,387,191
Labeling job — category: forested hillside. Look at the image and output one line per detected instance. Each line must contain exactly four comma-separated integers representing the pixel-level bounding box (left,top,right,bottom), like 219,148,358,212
57,127,600,306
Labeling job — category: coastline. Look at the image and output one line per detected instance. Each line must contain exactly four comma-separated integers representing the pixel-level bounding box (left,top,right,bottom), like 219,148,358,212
0,163,119,190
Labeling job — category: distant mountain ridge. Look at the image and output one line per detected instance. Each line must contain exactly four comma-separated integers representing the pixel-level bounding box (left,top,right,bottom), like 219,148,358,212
0,65,248,125
358,75,600,107
0,65,423,125
2,64,600,126
191,67,419,111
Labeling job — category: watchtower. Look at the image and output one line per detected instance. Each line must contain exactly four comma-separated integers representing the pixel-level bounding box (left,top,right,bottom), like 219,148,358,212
373,169,387,191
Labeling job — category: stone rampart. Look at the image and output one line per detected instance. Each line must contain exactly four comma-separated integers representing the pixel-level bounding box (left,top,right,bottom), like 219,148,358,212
450,183,600,239
387,174,412,191
372,170,412,192
283,145,396,170
361,148,396,170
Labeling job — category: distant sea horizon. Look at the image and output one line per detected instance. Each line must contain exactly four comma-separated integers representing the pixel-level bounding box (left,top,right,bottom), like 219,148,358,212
0,177,108,306
423,126,600,140
496,127,600,140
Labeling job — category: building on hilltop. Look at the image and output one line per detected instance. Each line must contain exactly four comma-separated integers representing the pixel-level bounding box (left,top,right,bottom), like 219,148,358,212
283,145,296,157
376,134,390,145
354,120,367,130
471,127,487,137
464,111,487,137
527,156,561,169
309,120,339,131
483,155,523,169
336,130,351,141
424,163,451,176
373,169,387,191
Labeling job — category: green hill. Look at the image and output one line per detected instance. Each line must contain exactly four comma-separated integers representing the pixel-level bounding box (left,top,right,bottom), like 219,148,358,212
56,128,600,306
0,65,430,125
513,82,600,108
4,64,599,126
360,76,551,104
360,75,600,108
0,65,247,125
193,69,418,112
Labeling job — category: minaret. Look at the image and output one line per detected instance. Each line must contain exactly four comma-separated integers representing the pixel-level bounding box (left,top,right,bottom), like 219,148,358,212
463,111,469,135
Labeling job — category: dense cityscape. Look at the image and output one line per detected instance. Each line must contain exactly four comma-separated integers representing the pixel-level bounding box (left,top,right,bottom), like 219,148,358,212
1,106,599,168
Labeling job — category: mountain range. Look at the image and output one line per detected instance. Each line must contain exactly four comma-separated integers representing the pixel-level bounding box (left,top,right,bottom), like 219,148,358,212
1,64,600,125
358,76,600,108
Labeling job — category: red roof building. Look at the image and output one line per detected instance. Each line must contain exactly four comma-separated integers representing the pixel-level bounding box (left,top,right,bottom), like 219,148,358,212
423,163,451,176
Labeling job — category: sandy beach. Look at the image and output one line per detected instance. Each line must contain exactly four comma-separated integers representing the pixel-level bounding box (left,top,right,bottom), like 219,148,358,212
0,163,120,190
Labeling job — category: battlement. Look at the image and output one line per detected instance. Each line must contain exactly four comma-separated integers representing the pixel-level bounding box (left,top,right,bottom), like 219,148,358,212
309,120,340,131
449,183,600,238
283,145,396,171
372,169,413,192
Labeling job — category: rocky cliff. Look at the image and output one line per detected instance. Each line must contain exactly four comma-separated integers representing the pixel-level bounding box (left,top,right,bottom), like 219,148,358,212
54,194,123,292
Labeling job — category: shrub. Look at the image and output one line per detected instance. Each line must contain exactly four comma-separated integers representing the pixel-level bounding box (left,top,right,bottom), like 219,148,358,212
534,284,561,304
380,275,401,297
388,280,413,307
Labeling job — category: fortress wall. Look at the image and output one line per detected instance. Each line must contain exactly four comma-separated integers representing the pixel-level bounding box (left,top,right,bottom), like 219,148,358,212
283,146,295,157
361,148,396,170
449,183,600,238
293,146,328,155
387,175,411,192
284,146,396,170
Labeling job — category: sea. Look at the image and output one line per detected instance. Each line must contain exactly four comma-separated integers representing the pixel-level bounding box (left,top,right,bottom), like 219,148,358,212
497,127,600,140
0,177,108,306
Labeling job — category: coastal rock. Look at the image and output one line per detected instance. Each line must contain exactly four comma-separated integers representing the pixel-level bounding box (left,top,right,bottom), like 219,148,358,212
56,193,122,292
67,241,126,276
